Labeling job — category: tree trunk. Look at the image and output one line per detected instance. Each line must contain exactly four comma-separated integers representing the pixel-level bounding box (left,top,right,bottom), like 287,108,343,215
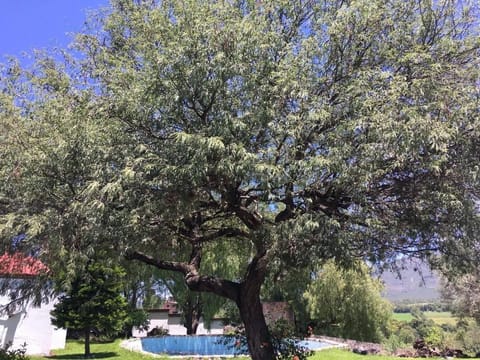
238,290,274,360
84,327,91,358
184,295,202,335
127,249,274,359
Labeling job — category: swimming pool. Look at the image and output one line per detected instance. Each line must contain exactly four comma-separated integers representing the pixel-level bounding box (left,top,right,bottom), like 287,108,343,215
141,335,247,356
297,339,334,351
141,335,334,356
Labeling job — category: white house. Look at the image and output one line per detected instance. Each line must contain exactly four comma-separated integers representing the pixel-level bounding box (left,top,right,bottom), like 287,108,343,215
0,253,67,355
132,308,224,337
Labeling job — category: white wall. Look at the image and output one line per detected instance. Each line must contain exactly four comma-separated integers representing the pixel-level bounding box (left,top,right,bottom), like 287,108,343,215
196,318,224,335
133,312,224,336
51,327,68,350
0,295,66,355
167,315,187,335
132,310,169,337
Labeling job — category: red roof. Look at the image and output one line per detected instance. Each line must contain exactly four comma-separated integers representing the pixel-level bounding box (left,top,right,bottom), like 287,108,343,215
0,253,49,277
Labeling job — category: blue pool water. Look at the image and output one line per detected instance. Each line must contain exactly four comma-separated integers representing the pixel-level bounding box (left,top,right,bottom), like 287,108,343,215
141,335,332,356
141,335,247,356
297,339,332,351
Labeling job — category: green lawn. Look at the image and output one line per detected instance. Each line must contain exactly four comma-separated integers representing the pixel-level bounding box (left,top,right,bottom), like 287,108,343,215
392,311,457,325
28,340,417,360
30,339,168,360
311,349,415,360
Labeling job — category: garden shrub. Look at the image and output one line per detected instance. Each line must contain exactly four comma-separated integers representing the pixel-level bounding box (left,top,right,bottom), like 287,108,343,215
455,323,480,356
383,320,417,352
424,326,445,348
269,319,312,360
0,343,29,360
383,334,409,353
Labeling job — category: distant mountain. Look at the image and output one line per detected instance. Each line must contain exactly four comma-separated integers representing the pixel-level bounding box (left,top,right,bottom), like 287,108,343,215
379,260,440,302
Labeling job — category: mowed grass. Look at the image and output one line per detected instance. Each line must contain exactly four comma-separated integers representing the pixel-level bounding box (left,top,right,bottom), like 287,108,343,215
30,339,168,360
311,349,416,360
392,311,457,325
28,340,418,360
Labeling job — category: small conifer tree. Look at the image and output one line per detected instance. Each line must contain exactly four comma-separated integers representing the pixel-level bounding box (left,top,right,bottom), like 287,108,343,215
51,262,128,358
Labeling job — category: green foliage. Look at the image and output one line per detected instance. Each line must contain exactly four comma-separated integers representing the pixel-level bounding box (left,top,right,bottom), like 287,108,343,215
219,300,242,326
51,262,129,341
423,325,444,348
146,326,168,336
387,308,454,351
441,271,480,324
304,260,392,342
124,308,149,336
222,319,312,360
384,311,480,356
455,322,480,356
0,343,29,360
385,308,480,353
409,307,437,340
262,266,313,334
1,1,480,358
269,320,312,360
1,0,478,282
384,320,417,351
155,268,233,333
382,334,409,354
393,302,450,314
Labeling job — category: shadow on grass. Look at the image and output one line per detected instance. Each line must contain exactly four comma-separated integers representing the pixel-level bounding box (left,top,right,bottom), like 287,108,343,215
47,352,118,359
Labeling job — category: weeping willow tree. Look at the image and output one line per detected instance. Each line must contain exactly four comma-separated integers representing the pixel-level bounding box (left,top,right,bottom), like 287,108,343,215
304,260,392,342
1,1,480,359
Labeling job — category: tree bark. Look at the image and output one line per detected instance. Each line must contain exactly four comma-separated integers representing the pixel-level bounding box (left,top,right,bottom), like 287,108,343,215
238,288,275,360
237,250,275,360
184,295,202,335
84,327,91,358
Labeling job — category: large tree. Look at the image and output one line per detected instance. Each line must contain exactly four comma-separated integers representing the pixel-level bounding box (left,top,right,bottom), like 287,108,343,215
304,260,392,342
1,1,480,359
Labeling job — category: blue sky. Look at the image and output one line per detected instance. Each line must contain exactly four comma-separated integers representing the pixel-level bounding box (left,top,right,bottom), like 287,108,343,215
0,1,109,60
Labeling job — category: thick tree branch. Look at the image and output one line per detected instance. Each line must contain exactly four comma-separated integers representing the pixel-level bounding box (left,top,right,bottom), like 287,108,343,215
185,274,240,302
241,250,268,300
126,249,240,302
231,205,263,230
125,250,190,275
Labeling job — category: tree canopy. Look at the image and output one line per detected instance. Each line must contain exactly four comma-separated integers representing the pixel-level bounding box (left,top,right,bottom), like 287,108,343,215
304,260,392,342
1,1,479,359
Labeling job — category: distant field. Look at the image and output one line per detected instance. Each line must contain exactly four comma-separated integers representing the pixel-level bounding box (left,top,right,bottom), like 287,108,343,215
392,311,457,325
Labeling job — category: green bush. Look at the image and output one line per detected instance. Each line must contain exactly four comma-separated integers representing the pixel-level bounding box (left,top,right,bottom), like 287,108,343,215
456,323,480,356
0,343,29,360
383,334,410,353
123,308,150,337
383,320,416,352
269,320,312,360
424,326,445,348
147,326,169,336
